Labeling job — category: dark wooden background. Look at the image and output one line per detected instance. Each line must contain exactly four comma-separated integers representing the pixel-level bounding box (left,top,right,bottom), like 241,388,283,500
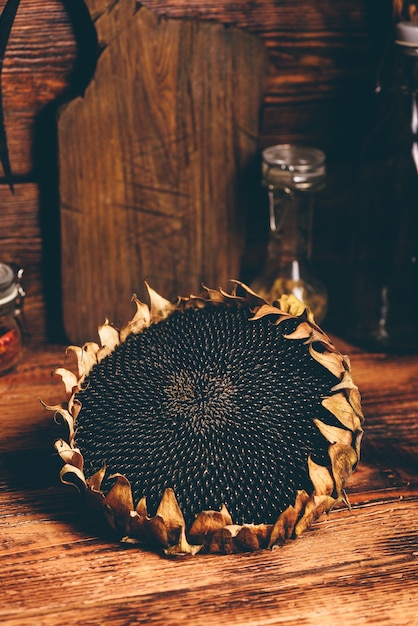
0,0,393,344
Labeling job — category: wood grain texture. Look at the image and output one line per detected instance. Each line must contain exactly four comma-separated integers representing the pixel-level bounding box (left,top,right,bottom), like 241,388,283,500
138,0,381,154
0,0,78,178
0,344,417,625
58,5,267,344
71,0,380,188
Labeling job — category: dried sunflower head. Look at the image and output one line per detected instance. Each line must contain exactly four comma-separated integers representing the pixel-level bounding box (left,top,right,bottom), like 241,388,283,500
46,282,363,555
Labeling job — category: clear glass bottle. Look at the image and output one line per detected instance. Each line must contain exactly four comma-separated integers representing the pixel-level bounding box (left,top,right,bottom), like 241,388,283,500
251,144,328,323
0,262,24,375
348,20,418,352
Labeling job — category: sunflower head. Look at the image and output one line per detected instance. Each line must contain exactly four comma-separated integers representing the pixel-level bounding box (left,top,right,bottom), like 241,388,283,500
45,281,363,555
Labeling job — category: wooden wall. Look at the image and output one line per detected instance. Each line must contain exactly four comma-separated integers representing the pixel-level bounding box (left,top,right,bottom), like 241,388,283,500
0,0,392,343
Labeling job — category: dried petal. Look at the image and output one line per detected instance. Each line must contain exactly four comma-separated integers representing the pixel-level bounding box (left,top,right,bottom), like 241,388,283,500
269,490,310,547
249,303,291,321
322,393,363,432
146,283,175,323
59,463,87,489
305,327,336,352
234,526,260,552
295,494,336,536
201,285,227,302
307,456,334,496
164,526,203,556
269,505,299,547
309,345,346,379
120,295,151,341
209,525,242,554
41,402,75,442
54,439,83,470
103,474,135,532
155,488,186,530
54,368,78,395
276,293,312,319
135,496,148,517
127,511,170,547
189,505,233,544
331,371,358,393
283,322,313,340
229,279,267,307
328,443,359,498
66,344,98,379
313,419,353,446
87,465,106,493
98,319,120,351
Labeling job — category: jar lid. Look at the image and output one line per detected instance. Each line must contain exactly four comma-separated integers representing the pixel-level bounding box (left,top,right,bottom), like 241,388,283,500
0,262,18,306
262,144,326,190
395,21,418,53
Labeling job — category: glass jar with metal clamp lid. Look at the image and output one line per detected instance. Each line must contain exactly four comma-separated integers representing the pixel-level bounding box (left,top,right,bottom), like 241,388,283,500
0,262,25,375
251,144,328,323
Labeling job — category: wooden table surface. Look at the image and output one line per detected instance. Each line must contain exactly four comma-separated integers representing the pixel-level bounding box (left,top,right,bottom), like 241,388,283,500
1,341,417,626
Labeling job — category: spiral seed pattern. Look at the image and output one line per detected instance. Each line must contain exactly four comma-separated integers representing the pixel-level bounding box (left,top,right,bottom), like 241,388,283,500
74,305,340,525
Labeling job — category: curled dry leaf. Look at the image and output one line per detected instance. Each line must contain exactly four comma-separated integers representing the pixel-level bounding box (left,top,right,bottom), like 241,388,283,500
307,456,335,497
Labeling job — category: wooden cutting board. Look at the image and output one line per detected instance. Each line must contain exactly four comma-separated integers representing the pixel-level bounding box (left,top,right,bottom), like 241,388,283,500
57,1,266,344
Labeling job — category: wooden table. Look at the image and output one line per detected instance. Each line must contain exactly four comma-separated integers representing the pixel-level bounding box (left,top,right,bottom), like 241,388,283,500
1,341,417,625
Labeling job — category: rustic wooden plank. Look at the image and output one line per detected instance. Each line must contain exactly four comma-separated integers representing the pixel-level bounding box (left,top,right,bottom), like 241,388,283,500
0,345,417,625
0,0,78,179
139,0,371,39
58,5,267,344
139,0,380,154
0,491,417,625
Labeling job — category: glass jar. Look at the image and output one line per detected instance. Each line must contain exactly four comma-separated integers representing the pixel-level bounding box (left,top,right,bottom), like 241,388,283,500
0,262,23,375
347,20,418,352
251,144,328,323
